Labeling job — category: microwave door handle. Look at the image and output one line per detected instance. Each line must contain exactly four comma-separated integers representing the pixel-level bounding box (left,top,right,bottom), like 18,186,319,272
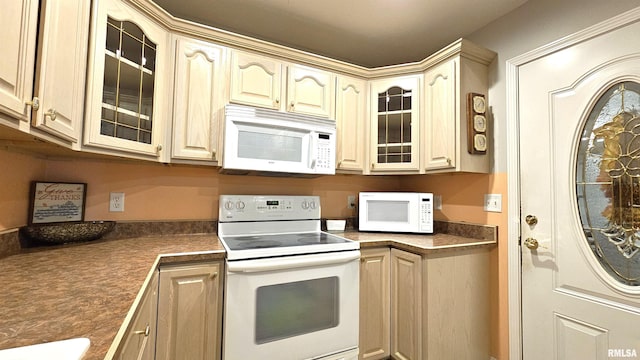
310,133,317,169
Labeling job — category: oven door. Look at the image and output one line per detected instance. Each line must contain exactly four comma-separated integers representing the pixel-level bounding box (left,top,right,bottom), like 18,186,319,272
223,251,360,360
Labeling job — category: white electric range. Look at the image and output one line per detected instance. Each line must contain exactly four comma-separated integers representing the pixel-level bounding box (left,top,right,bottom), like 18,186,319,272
217,195,360,360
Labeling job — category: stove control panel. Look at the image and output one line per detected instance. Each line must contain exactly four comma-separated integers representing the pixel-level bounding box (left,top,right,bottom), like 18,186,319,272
219,195,321,221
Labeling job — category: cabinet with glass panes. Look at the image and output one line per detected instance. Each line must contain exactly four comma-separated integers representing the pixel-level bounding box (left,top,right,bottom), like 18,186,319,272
84,0,170,161
369,75,421,172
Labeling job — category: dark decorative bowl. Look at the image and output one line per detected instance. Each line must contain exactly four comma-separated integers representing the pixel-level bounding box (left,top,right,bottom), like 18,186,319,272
20,221,116,244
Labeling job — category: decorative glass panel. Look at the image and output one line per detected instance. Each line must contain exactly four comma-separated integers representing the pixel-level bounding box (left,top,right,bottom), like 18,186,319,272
100,17,156,145
376,86,412,163
576,81,640,285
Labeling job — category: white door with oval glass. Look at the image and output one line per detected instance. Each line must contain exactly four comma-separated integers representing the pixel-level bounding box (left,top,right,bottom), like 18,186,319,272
519,13,640,360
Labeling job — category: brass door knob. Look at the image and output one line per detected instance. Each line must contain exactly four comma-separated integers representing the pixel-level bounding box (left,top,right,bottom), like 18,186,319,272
524,237,539,250
525,215,538,226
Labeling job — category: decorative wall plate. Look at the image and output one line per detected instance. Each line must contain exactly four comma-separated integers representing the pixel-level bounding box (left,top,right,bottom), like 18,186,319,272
467,93,487,154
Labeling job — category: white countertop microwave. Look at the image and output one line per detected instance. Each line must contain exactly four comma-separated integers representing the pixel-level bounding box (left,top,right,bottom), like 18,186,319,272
222,104,336,176
359,192,434,233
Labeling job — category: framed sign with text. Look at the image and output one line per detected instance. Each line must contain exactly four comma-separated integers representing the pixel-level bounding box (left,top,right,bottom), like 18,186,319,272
29,182,87,224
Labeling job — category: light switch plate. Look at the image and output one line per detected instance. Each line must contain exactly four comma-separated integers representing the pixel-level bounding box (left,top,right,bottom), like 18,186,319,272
484,194,502,212
110,192,125,212
347,195,356,209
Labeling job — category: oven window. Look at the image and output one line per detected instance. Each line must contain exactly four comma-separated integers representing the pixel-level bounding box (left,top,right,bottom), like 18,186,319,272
367,200,409,223
255,276,339,344
238,130,302,162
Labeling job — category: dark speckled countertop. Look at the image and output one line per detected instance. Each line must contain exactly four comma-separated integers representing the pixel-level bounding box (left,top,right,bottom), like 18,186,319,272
0,223,495,359
0,234,224,360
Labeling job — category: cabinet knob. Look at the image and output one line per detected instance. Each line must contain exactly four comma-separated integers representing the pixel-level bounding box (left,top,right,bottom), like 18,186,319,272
156,144,163,153
290,101,295,110
275,98,280,105
371,163,375,169
446,158,452,165
212,150,216,159
25,97,40,111
45,109,57,121
134,324,150,337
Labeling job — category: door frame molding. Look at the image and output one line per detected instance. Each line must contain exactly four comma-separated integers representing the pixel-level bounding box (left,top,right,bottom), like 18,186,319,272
506,7,640,360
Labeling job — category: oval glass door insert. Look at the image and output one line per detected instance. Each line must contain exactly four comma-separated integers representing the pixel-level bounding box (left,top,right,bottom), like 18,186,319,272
576,81,640,286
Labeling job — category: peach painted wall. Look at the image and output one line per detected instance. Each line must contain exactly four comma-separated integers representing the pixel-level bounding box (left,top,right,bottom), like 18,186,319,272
0,150,47,230
0,146,507,359
401,172,508,360
39,157,401,224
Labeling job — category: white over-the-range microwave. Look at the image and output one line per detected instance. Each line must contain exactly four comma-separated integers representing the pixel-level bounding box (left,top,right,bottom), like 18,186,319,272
222,104,336,176
359,192,434,233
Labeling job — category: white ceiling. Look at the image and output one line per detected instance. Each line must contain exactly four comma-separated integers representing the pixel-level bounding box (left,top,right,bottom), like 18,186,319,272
153,0,528,68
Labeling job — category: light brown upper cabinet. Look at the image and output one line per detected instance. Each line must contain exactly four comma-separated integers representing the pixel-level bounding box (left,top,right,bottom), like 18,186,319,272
171,36,227,165
0,0,89,148
230,50,335,118
0,0,38,128
84,0,171,161
369,75,421,173
336,75,367,173
32,0,90,145
423,50,493,174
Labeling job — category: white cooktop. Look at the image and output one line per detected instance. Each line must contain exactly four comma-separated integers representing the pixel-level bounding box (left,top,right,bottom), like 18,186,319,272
218,195,358,260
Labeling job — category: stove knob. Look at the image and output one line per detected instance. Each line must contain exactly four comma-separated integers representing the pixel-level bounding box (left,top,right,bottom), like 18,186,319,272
224,200,234,210
236,200,245,210
309,201,317,209
301,201,309,209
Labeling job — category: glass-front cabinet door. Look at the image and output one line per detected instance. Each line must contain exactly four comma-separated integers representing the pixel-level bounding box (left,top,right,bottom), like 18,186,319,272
84,0,169,161
369,76,421,172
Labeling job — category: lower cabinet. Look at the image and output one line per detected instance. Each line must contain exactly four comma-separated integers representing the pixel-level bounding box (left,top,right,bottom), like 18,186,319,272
156,262,223,360
359,248,390,360
109,260,224,360
114,271,159,360
359,247,490,360
390,249,422,360
156,261,224,360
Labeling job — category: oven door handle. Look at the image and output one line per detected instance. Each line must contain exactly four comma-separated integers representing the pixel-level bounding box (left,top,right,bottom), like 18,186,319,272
227,251,361,273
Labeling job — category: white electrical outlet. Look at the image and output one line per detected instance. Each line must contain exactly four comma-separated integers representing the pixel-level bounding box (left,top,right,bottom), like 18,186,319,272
110,192,125,212
347,195,356,209
484,194,502,212
434,195,442,210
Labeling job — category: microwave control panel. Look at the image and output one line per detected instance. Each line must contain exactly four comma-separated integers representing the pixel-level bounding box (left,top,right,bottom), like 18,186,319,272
314,133,334,172
419,194,434,233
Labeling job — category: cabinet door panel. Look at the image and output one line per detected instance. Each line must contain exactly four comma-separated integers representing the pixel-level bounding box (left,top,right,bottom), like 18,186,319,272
288,65,333,118
157,262,223,360
359,248,390,360
116,272,158,360
336,76,367,172
370,76,421,172
230,51,282,110
0,0,38,123
84,0,170,159
424,59,456,170
390,249,422,360
172,38,224,162
32,0,90,143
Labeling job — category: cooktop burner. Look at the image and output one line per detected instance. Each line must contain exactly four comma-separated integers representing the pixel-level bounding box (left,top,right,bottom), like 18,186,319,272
222,232,351,251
